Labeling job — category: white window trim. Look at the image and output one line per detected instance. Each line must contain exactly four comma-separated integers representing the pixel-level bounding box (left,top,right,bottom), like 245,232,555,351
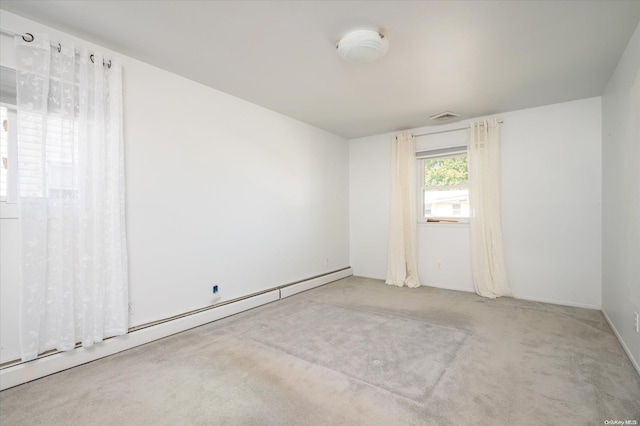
1,105,18,219
2,106,18,203
1,65,19,218
416,146,470,225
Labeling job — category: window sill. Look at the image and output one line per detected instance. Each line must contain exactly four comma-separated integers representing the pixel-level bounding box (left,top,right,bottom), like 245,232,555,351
418,220,469,228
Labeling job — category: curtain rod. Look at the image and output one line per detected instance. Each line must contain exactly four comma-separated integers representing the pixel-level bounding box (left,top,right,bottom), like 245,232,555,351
414,120,503,138
0,27,111,66
1,27,50,45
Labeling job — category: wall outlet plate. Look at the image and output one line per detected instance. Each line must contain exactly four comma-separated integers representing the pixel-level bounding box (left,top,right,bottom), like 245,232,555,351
211,285,221,304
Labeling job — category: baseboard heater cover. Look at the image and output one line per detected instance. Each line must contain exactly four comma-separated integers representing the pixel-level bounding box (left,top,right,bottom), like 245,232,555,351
0,267,352,390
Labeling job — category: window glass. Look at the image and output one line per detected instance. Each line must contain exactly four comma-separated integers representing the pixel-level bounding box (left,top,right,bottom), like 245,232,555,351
419,154,469,219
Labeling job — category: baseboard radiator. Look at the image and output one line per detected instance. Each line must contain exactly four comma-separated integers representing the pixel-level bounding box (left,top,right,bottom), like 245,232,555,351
0,267,352,391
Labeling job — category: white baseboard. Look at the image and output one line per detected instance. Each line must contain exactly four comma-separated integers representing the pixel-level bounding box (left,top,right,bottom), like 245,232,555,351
424,282,475,293
0,267,352,391
406,282,602,310
511,294,601,310
602,308,640,377
357,277,601,310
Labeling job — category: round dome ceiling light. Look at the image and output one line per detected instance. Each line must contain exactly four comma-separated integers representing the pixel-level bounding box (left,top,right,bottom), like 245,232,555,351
336,30,389,64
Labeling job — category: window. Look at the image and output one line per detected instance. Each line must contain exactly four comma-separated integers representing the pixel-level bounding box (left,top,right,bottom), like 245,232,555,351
1,66,77,202
1,108,17,203
417,150,469,221
1,106,9,200
1,66,18,208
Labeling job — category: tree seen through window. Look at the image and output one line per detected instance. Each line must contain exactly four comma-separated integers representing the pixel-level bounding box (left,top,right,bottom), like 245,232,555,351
424,156,468,187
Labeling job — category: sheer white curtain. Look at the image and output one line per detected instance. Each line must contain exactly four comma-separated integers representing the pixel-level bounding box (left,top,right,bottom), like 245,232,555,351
386,132,420,288
468,119,510,298
16,34,128,361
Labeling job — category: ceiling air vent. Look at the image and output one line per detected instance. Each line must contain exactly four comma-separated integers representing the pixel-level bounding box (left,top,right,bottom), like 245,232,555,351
430,111,460,121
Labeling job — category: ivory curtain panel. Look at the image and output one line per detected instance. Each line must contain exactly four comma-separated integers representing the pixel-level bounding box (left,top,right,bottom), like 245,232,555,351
468,119,511,298
15,34,128,361
386,132,420,288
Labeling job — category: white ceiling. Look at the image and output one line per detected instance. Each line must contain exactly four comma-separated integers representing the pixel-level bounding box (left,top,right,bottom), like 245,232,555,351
1,1,639,139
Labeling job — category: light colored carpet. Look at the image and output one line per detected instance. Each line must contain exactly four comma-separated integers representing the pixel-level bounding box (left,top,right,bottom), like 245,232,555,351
219,301,468,402
1,276,639,425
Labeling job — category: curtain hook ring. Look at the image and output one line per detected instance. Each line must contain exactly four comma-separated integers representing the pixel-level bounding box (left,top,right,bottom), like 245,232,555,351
90,54,94,63
22,33,34,43
57,43,62,53
108,60,112,69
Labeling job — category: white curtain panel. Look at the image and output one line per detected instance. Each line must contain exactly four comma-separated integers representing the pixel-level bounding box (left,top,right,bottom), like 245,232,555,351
386,132,420,288
15,34,128,361
468,119,511,298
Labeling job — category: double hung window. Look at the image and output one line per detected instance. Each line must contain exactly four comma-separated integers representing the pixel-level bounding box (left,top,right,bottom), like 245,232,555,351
417,147,469,221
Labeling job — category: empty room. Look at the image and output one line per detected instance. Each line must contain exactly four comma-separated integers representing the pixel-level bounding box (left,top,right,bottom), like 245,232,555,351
0,1,639,424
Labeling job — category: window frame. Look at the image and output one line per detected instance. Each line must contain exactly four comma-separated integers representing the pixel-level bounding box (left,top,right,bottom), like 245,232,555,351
416,146,470,224
1,65,19,219
1,105,17,203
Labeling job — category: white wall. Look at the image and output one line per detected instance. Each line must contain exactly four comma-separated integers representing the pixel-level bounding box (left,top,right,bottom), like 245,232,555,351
602,21,640,370
350,97,602,308
0,11,349,364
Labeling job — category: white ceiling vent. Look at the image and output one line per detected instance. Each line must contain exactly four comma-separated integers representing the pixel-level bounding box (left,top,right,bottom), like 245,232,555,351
430,111,460,121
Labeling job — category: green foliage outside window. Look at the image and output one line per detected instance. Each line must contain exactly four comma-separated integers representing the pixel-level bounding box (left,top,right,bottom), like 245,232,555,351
424,156,468,186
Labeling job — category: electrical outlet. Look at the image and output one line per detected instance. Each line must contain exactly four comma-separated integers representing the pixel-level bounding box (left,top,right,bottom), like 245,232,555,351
211,285,221,304
128,301,135,315
635,312,639,333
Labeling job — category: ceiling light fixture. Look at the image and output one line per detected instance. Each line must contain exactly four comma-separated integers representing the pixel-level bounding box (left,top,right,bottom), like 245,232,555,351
336,30,389,64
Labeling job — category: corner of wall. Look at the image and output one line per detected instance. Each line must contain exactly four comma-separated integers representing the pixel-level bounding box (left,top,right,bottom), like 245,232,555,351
600,19,640,373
